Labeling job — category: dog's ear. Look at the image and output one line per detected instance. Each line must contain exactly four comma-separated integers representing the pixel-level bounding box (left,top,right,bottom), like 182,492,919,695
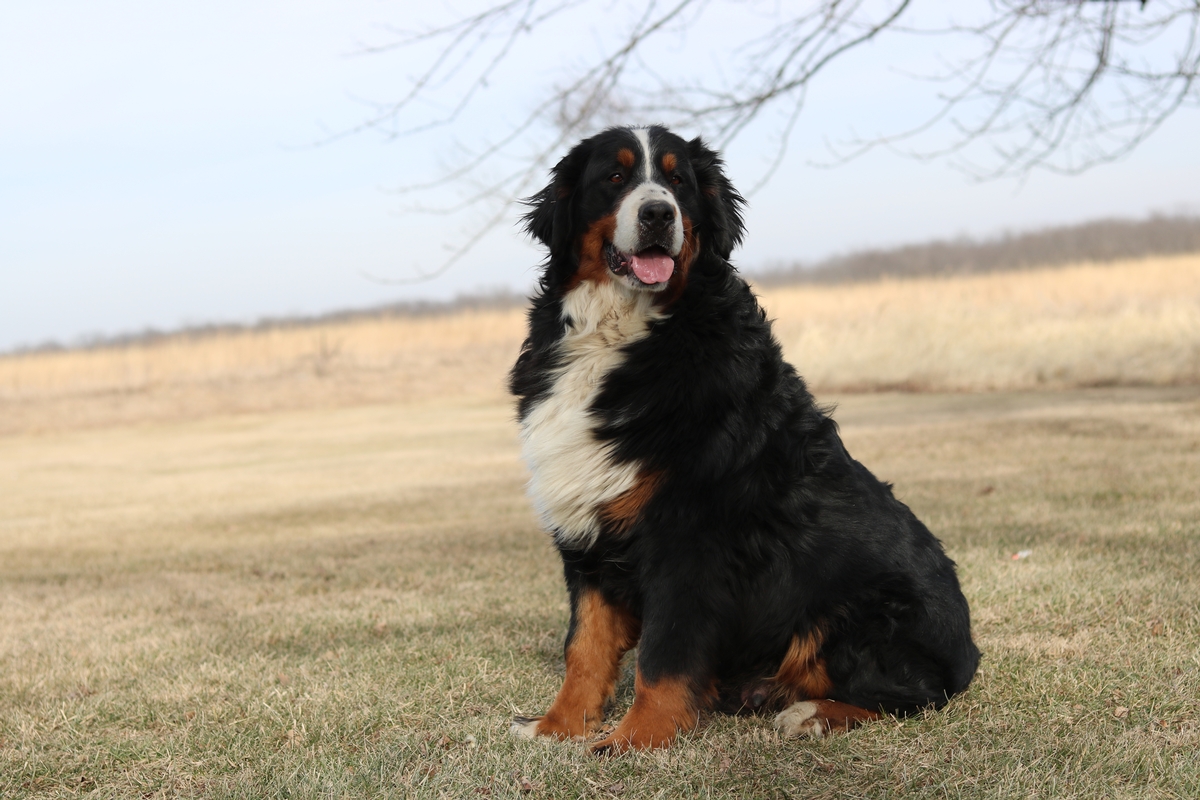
521,183,560,250
687,136,746,259
522,143,591,256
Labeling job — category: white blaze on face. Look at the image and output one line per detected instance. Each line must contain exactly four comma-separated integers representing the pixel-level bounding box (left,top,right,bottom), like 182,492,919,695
611,128,684,259
634,127,654,182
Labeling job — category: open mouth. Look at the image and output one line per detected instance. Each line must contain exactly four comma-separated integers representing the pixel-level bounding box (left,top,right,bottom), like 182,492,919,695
606,244,675,286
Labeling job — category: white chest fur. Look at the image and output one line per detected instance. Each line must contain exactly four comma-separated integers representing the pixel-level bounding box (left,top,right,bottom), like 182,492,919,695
519,281,662,548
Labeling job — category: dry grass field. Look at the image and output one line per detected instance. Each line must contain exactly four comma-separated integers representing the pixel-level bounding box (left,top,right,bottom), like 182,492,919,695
2,257,1199,798
3,254,1198,434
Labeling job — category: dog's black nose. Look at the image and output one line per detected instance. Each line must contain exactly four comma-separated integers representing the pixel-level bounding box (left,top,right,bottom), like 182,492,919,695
638,201,674,229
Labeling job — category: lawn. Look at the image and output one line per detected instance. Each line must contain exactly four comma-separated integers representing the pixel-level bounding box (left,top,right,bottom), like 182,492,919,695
2,387,1197,798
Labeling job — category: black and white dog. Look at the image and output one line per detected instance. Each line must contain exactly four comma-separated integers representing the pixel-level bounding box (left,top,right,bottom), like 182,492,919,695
509,126,979,754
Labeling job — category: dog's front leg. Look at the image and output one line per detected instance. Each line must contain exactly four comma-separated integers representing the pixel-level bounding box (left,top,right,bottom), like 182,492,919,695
512,586,640,740
589,664,701,754
590,597,716,754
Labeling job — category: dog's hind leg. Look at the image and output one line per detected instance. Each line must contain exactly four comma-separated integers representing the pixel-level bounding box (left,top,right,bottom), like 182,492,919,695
511,587,639,741
769,631,880,738
774,699,881,739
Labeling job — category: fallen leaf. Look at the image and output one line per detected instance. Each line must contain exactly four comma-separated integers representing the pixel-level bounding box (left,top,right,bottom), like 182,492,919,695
1114,707,1129,718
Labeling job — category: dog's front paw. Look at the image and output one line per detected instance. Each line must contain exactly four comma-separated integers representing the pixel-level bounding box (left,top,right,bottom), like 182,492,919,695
510,713,595,741
589,731,630,756
509,715,544,739
588,714,681,755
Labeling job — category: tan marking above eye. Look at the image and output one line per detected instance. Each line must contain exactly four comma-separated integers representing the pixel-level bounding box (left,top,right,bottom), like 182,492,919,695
618,148,635,169
661,152,677,173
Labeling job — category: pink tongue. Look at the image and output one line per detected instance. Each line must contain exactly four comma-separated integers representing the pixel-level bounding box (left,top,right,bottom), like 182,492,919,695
629,251,674,284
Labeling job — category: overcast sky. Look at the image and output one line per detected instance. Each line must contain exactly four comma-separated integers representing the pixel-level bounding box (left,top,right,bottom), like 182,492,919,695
3,1,1199,352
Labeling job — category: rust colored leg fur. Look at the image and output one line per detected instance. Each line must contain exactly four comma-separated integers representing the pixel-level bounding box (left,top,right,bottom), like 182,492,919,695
590,670,699,754
773,631,834,704
738,630,836,711
770,632,880,738
512,589,639,740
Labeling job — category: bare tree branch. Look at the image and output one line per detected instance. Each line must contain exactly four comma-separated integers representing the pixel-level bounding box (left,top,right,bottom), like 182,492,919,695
837,0,1200,178
353,0,1200,280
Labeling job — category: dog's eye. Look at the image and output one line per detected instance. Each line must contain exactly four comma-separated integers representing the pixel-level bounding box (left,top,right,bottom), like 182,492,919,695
670,173,682,185
609,172,624,184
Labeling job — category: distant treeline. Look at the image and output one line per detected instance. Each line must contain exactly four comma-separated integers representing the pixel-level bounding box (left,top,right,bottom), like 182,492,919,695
10,290,529,356
753,214,1200,286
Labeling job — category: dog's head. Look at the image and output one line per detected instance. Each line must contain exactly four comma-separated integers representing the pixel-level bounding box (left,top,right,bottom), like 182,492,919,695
523,126,745,297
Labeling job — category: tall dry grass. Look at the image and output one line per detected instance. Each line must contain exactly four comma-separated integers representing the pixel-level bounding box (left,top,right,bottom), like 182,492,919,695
2,254,1198,433
0,308,526,399
0,309,527,433
766,253,1200,392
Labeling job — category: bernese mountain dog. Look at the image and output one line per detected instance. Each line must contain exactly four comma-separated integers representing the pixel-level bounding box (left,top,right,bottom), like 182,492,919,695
509,125,980,754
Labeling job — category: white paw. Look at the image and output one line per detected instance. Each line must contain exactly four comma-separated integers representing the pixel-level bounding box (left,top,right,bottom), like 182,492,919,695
774,701,825,739
510,716,541,739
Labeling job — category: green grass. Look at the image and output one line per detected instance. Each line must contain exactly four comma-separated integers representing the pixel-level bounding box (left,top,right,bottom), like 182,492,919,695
1,389,1198,798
